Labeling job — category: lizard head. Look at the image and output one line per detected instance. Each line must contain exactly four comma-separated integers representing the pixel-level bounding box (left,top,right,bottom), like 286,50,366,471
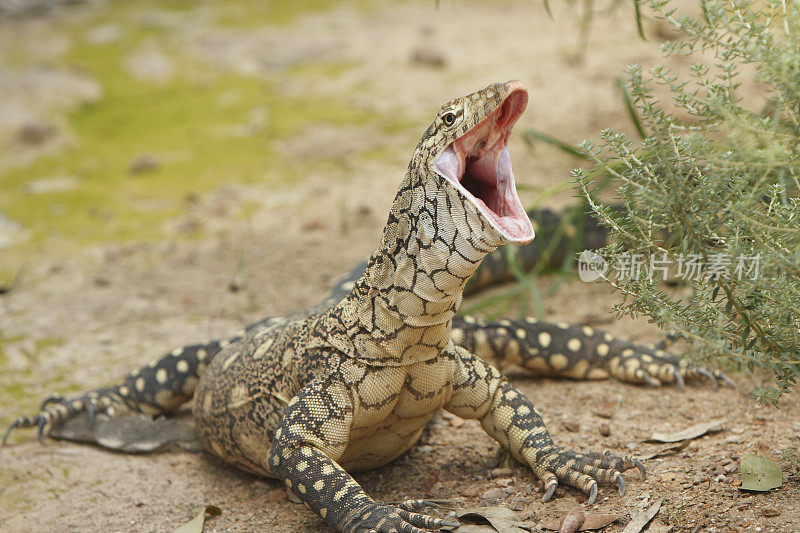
421,80,535,245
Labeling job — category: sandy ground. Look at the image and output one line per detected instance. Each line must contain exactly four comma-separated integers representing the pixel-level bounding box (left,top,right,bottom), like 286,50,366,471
0,1,798,532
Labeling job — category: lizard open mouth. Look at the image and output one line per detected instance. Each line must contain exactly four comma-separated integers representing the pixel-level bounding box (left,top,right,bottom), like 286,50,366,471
433,87,535,244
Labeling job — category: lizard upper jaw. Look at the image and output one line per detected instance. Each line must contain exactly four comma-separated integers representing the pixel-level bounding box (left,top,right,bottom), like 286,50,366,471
433,88,535,245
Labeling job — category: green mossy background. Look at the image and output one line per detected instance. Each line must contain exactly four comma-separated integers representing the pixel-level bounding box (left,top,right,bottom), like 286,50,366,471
0,0,381,284
0,0,395,427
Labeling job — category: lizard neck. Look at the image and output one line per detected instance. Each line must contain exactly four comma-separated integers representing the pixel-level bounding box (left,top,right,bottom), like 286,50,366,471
331,169,505,365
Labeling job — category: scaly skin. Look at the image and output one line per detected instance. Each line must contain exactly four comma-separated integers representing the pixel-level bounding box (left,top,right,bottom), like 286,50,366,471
8,81,656,532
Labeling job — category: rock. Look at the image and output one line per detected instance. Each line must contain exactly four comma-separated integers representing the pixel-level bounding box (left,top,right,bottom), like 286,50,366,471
479,487,513,504
24,175,79,194
128,153,160,174
563,421,580,432
124,39,174,83
410,47,447,68
461,485,481,498
489,467,513,478
0,212,24,250
86,24,121,44
599,423,611,436
17,121,56,144
0,0,80,17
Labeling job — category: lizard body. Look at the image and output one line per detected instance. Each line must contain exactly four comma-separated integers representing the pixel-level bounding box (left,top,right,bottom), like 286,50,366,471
8,81,720,532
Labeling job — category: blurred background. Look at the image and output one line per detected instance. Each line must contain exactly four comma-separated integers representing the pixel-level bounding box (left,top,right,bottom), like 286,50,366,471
0,0,685,284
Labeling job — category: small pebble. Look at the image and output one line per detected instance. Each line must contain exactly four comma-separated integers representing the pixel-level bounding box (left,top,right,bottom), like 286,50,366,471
129,153,160,174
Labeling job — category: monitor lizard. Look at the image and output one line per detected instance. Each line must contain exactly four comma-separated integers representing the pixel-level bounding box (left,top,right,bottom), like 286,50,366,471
5,81,725,532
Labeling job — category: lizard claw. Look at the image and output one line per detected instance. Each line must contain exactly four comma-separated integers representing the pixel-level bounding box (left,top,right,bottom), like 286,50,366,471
2,419,20,445
696,368,718,389
344,500,456,532
635,459,647,480
5,388,129,443
40,394,64,410
542,481,557,502
672,367,685,391
587,482,598,505
718,371,736,388
641,372,661,387
37,415,48,442
398,499,439,511
87,399,98,427
532,448,643,504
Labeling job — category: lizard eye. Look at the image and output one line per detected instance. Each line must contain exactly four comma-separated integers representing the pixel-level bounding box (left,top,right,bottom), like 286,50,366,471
441,112,456,127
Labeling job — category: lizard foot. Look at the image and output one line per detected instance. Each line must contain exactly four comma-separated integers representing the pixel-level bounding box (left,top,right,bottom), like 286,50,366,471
342,499,459,533
530,448,644,505
3,389,129,444
610,345,734,390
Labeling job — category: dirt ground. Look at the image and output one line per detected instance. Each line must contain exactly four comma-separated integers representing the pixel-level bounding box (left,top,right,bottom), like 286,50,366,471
1,1,798,532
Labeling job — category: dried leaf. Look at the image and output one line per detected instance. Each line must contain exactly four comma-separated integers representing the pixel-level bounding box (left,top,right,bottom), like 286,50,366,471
621,499,662,533
559,507,585,533
643,525,673,533
581,514,622,530
454,506,520,532
173,510,204,533
646,420,725,443
639,440,690,460
173,506,221,533
49,413,200,453
541,517,563,531
740,455,783,491
452,506,535,532
540,511,620,531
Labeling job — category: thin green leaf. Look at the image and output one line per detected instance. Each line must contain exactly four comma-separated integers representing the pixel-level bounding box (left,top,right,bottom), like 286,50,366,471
616,77,648,139
523,130,588,160
633,0,646,40
543,0,553,19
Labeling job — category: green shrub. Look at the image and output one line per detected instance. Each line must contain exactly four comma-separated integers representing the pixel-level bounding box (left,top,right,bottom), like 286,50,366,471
575,0,800,404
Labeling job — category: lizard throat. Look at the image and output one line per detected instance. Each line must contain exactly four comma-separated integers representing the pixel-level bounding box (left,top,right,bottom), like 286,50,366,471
433,89,534,245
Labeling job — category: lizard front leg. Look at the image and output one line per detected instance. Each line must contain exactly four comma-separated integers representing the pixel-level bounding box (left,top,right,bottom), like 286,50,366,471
269,377,457,533
444,345,644,504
